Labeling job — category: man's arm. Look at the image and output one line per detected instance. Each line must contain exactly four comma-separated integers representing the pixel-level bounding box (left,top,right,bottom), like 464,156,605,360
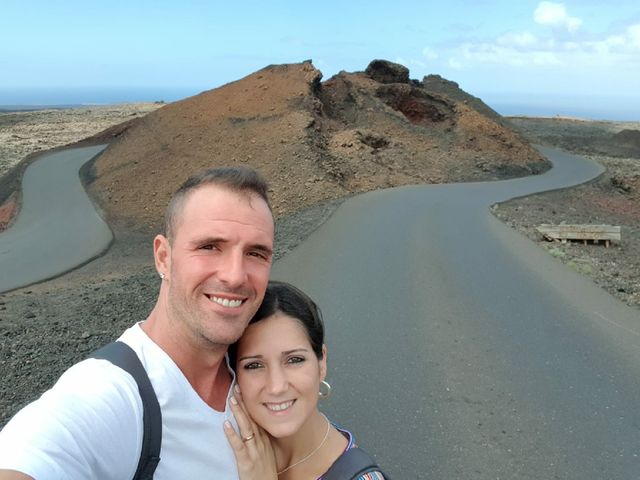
0,470,33,480
0,360,143,480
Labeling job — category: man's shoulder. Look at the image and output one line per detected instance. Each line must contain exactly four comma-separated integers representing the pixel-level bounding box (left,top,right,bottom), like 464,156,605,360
0,353,143,479
5,355,143,430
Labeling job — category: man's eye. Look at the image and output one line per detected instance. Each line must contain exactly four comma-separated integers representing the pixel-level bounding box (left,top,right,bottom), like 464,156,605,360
287,356,305,364
248,251,269,260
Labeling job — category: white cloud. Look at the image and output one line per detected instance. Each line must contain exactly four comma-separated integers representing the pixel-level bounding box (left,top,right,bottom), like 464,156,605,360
422,47,439,60
581,25,640,55
565,17,582,34
497,32,538,48
534,2,582,33
395,56,426,69
444,8,640,72
448,58,463,70
628,23,640,49
534,2,566,25
454,42,559,67
532,51,561,65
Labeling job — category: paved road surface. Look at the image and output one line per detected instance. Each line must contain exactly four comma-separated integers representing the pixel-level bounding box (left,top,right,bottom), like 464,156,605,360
0,145,111,293
273,147,640,479
3,144,638,477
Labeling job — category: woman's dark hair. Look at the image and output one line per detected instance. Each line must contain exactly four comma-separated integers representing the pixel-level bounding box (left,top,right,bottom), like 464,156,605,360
229,281,325,367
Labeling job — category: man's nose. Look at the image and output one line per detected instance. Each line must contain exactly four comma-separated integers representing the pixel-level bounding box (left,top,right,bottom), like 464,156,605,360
217,251,248,287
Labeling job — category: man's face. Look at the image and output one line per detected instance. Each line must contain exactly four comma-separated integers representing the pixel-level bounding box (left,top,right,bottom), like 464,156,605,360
158,185,274,348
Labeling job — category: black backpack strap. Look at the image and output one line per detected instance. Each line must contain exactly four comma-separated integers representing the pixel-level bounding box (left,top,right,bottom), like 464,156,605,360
90,341,162,480
322,446,387,480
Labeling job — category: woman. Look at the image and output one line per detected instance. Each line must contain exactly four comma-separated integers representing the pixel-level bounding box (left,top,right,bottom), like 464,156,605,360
223,281,387,479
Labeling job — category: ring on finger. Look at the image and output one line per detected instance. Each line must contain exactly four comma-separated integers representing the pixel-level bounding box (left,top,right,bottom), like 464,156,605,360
242,432,255,442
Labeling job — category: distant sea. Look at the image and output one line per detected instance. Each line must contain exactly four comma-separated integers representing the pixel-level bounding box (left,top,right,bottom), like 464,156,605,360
0,86,204,112
480,93,640,122
0,87,638,122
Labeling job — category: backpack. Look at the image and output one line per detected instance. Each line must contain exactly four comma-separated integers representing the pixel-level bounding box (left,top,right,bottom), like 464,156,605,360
322,446,389,480
90,341,162,480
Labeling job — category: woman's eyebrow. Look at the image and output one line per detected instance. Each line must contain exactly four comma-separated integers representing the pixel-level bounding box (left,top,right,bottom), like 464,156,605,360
238,348,309,362
282,348,309,355
237,354,262,362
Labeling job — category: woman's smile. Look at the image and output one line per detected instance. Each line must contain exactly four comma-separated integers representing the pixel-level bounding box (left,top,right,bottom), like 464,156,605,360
264,399,296,413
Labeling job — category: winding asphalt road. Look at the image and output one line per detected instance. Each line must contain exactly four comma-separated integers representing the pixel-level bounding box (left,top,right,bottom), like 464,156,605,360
3,144,638,477
273,147,640,479
0,145,111,293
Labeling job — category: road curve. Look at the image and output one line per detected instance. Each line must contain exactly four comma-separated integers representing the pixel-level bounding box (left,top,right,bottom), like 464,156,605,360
272,147,640,479
0,145,111,293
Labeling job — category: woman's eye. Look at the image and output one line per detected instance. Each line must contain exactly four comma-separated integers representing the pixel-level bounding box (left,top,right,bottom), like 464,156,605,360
243,362,262,370
287,356,305,364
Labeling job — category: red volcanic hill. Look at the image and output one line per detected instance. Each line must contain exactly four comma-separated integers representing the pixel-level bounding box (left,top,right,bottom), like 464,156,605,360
86,60,548,232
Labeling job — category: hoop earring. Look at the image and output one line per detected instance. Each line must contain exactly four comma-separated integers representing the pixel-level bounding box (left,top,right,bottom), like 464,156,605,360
319,380,332,399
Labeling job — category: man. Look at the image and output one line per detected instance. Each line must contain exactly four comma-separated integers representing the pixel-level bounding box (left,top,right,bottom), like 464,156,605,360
0,167,275,479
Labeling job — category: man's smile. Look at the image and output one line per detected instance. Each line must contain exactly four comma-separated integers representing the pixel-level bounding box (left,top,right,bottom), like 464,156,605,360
206,294,246,308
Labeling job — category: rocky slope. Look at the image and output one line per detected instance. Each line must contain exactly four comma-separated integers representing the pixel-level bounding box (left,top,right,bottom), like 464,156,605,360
86,60,547,232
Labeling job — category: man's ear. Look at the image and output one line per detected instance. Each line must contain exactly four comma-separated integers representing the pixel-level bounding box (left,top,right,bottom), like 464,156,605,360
154,234,171,279
319,344,328,381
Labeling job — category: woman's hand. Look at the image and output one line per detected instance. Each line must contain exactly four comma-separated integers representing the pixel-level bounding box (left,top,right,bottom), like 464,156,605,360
224,385,277,480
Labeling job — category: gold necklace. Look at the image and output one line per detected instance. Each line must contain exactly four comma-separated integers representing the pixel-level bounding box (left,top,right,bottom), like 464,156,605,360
277,414,331,475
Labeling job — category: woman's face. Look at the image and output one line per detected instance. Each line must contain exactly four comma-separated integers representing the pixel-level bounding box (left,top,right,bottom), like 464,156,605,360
235,312,327,438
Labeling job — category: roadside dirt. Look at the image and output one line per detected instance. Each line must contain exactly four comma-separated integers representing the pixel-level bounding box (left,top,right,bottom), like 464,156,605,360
498,117,640,310
0,103,162,177
1,62,638,427
0,103,163,230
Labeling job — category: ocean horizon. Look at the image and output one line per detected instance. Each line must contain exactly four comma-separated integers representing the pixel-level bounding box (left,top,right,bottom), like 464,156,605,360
0,86,638,122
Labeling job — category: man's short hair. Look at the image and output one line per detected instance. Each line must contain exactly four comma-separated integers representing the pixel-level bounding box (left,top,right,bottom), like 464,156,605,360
164,167,271,241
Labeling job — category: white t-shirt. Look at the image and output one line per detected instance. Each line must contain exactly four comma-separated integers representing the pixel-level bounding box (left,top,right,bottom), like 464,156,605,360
0,323,240,479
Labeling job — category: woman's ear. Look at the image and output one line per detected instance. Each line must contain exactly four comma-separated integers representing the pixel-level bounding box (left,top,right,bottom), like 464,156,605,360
319,344,328,381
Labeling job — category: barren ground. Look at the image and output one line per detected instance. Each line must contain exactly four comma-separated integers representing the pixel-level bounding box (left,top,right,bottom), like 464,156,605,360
0,103,163,229
0,82,638,426
499,117,640,310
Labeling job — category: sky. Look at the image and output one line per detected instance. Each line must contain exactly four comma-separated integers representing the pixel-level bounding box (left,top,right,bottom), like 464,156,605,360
1,0,639,119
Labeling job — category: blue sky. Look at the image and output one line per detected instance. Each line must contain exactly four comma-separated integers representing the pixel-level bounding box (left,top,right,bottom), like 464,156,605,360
1,1,639,118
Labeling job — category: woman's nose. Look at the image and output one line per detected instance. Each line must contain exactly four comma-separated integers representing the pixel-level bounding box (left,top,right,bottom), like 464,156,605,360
266,367,288,395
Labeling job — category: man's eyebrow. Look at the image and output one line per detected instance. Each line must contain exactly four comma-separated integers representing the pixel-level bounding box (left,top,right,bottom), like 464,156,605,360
187,237,271,255
189,236,227,246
